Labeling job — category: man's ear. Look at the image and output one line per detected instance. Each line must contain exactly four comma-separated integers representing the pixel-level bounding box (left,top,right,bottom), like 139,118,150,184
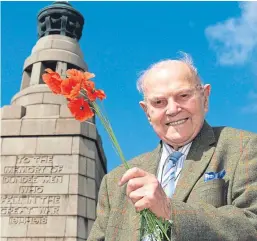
139,101,151,124
203,84,211,112
139,100,147,112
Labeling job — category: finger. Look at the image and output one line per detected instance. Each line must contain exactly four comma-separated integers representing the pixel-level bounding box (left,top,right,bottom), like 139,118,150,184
128,186,146,203
134,196,151,212
126,177,145,197
119,167,146,186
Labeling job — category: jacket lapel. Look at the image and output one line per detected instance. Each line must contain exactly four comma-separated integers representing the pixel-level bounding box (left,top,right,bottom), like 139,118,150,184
140,143,162,175
173,121,216,202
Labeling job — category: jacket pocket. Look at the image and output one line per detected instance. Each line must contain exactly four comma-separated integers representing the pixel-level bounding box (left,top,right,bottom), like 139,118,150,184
187,179,227,207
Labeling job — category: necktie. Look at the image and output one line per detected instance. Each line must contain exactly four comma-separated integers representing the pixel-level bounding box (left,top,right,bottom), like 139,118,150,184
161,151,183,197
142,151,183,241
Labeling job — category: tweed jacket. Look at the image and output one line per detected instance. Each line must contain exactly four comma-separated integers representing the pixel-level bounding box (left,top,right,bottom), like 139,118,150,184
88,121,257,241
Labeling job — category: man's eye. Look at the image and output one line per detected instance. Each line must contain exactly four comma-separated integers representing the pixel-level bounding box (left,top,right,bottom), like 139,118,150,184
179,92,192,99
180,94,188,98
151,99,166,107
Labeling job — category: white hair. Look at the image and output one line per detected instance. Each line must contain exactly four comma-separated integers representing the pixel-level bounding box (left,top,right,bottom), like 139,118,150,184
136,51,201,94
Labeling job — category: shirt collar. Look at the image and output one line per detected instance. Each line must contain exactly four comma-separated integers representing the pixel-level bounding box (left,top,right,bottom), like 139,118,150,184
162,141,192,157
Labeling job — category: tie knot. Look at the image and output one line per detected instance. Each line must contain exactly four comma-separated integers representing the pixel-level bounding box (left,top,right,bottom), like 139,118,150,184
169,151,183,164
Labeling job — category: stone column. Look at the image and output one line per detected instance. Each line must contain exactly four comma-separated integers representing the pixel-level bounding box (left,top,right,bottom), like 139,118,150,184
1,90,107,241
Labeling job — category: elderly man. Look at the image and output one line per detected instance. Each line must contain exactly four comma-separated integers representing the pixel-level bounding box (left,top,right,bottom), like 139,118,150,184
88,54,257,241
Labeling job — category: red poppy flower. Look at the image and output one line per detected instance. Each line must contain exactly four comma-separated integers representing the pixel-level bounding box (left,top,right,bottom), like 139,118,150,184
82,80,95,92
86,89,106,102
67,98,94,121
42,68,62,94
61,77,81,100
66,69,95,81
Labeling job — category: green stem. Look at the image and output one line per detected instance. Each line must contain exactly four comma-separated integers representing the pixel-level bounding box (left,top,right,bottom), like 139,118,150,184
92,101,130,170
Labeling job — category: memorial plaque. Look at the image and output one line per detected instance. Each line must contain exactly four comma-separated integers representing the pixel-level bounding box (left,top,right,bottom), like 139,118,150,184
1,2,107,241
1,136,105,240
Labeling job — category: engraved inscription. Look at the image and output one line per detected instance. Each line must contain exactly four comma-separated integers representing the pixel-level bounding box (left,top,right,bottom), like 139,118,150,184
17,156,53,164
1,155,66,225
19,186,44,194
1,195,61,205
1,206,59,215
9,216,48,225
4,165,63,174
2,175,63,184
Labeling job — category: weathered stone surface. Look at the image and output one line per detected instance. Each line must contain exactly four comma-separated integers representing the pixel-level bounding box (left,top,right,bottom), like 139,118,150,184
68,174,78,194
55,120,97,138
24,49,87,71
1,137,37,155
95,167,101,189
21,69,31,89
78,156,87,176
26,216,66,237
33,35,83,57
56,61,67,79
72,137,96,159
1,120,22,136
68,175,96,199
88,122,97,140
53,155,79,174
0,156,16,174
21,119,56,136
47,238,64,241
46,238,64,241
85,178,96,199
86,158,95,179
12,93,44,107
25,104,60,118
86,198,96,219
1,216,27,237
1,105,26,119
77,217,87,239
87,219,95,238
78,196,87,217
58,195,78,216
60,105,73,118
30,62,44,85
65,238,86,241
7,238,46,241
36,137,73,154
56,119,85,135
43,93,67,105
12,85,50,103
65,216,77,237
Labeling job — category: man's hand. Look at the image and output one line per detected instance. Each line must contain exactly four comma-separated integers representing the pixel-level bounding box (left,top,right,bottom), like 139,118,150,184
118,167,171,220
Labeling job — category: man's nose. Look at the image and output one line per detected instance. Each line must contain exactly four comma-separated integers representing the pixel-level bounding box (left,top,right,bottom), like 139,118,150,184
165,99,181,116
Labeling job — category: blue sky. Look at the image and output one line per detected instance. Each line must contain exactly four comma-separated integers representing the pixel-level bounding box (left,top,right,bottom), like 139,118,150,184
2,1,257,172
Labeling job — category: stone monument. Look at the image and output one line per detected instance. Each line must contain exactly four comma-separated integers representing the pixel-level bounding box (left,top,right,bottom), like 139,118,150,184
1,2,107,241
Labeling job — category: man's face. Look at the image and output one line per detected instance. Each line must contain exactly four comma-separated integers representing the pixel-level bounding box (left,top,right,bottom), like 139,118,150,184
140,62,211,149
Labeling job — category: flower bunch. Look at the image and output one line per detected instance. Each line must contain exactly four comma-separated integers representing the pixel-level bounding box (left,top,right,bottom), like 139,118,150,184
42,68,172,241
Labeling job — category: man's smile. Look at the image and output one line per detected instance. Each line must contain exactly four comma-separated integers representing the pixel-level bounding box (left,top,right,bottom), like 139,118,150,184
165,117,189,126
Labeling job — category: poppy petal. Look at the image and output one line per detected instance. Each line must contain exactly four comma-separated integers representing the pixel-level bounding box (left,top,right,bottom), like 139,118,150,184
67,98,94,122
95,89,106,100
42,71,62,94
61,78,81,99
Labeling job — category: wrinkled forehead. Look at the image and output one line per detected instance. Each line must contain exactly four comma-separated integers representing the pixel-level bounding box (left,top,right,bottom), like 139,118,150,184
143,62,199,94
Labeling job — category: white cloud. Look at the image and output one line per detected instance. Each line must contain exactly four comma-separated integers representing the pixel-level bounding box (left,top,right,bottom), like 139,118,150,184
205,2,257,66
